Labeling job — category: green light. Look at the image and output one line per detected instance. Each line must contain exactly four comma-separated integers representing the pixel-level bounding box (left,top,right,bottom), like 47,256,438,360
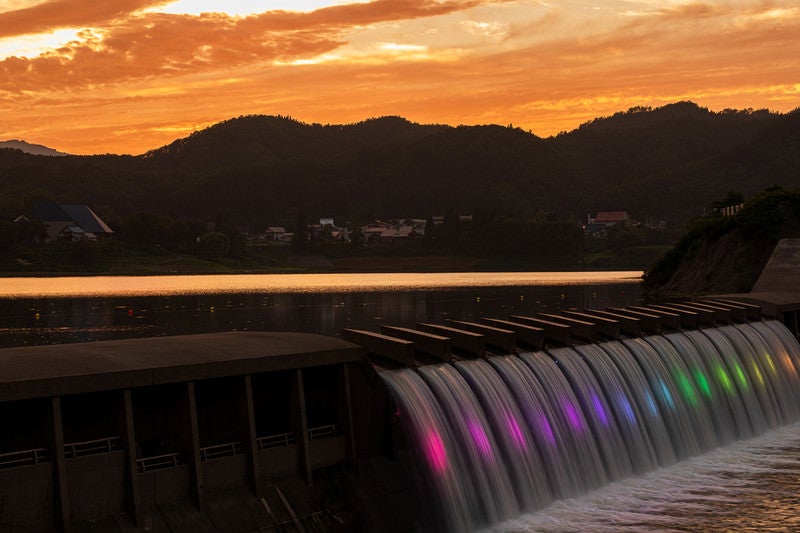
676,370,697,406
715,364,733,393
734,363,749,391
693,369,712,399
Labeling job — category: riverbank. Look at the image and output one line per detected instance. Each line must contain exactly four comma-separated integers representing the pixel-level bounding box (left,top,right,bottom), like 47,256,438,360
644,188,800,297
1,242,667,277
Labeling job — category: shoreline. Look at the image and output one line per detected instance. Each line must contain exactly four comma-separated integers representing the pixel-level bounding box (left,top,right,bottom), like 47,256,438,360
0,253,654,278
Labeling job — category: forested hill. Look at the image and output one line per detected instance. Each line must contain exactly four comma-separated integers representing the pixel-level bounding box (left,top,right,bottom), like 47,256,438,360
1,102,798,231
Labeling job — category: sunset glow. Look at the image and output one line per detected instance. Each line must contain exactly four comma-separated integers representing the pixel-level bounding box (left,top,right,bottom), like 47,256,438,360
1,0,798,154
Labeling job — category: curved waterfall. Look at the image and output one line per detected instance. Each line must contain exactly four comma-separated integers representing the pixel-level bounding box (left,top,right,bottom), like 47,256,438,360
383,320,800,532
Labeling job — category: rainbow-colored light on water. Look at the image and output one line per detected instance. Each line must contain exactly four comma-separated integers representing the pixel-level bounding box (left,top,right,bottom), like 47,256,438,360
563,400,585,431
591,393,610,426
505,412,528,451
693,369,712,399
424,428,448,473
675,370,698,406
468,419,493,457
658,379,675,410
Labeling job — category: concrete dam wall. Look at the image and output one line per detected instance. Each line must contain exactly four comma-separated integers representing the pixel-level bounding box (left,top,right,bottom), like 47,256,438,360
2,298,800,532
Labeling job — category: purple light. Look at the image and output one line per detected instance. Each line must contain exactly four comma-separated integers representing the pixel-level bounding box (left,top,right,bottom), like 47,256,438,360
505,412,528,451
423,429,448,473
563,400,585,432
591,393,609,427
536,411,556,446
527,409,556,446
467,419,493,457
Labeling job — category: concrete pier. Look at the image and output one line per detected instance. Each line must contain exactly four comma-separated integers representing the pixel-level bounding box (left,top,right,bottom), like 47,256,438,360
0,332,388,533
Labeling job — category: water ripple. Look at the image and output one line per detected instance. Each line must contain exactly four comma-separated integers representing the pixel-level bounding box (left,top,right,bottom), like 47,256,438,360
484,423,800,532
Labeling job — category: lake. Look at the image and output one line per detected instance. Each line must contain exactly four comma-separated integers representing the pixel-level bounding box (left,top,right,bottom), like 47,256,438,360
0,271,643,347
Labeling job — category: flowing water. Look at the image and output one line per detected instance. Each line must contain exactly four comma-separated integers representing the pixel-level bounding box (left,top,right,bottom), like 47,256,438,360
383,320,800,532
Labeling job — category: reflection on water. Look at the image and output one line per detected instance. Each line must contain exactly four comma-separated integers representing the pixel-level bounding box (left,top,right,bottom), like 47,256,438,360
0,273,642,347
485,422,800,533
0,271,642,297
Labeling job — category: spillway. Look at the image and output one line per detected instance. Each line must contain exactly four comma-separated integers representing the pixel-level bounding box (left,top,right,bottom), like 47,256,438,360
382,319,800,532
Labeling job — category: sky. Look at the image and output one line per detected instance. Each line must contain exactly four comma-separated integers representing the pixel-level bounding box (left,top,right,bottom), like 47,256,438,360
0,0,798,155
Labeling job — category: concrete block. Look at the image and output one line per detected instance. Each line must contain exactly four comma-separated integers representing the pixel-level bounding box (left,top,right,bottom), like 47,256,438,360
416,323,485,357
380,326,452,362
341,330,415,367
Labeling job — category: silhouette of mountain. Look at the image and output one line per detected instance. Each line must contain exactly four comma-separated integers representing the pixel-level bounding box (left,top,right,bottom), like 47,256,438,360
0,140,67,156
551,101,787,223
1,104,798,233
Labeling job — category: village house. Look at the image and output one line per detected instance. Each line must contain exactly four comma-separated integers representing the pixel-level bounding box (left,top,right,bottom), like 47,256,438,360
33,201,114,242
592,211,630,227
585,211,630,236
261,226,287,241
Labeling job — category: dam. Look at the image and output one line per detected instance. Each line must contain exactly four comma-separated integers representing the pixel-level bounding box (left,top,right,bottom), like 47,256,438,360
1,295,800,532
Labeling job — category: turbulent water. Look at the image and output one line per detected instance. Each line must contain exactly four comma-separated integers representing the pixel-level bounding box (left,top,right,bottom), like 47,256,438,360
383,320,800,532
485,422,800,532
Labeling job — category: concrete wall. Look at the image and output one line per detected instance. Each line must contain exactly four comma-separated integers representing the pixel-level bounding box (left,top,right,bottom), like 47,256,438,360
138,465,192,506
0,463,55,532
66,452,127,521
309,435,347,469
257,445,300,479
202,454,248,492
0,343,374,531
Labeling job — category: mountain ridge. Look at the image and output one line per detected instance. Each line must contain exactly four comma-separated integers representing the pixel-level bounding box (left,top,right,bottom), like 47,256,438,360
0,139,68,157
1,102,798,233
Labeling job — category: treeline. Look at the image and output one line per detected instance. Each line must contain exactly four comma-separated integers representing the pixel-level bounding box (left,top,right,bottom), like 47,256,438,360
1,203,680,274
1,102,799,243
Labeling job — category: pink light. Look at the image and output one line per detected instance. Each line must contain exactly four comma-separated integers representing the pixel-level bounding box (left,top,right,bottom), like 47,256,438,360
468,419,493,457
505,412,528,451
424,429,448,473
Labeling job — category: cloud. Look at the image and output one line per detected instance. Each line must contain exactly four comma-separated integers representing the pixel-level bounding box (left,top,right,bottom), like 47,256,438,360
1,0,512,91
0,0,174,38
1,0,798,154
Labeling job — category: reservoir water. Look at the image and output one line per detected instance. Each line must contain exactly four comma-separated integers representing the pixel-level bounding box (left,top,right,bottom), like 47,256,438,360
0,271,641,347
2,271,799,532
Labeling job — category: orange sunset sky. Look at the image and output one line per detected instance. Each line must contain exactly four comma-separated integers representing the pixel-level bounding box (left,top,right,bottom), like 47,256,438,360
1,0,799,155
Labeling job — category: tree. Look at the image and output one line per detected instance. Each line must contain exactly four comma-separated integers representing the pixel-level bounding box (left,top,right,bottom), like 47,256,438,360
349,225,364,247
423,215,436,244
292,211,309,251
712,191,746,209
197,231,230,258
217,223,246,258
607,222,644,253
440,209,460,248
69,239,103,269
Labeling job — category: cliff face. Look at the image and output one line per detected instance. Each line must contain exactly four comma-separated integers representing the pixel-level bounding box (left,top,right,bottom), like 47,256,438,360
646,229,773,296
644,189,800,297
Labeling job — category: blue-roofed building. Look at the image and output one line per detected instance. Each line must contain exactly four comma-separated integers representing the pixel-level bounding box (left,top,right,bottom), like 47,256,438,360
33,201,114,242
